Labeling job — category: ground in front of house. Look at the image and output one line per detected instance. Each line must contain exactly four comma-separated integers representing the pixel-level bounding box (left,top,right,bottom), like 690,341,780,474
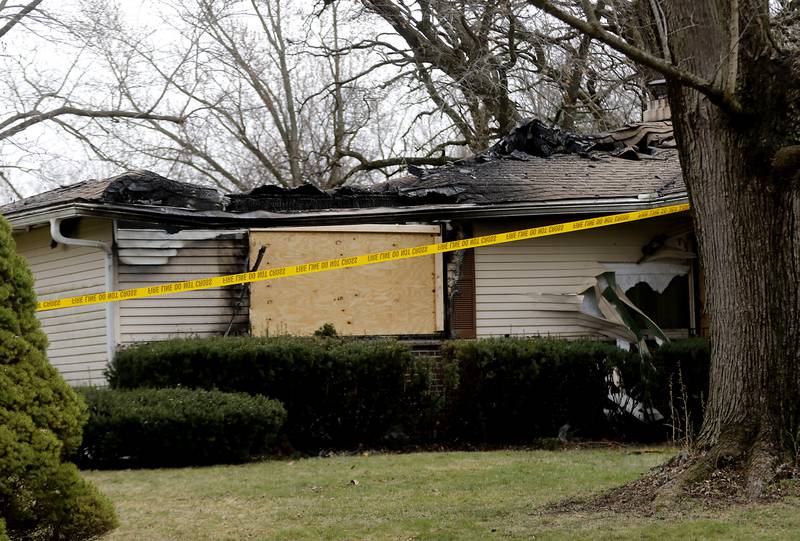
83,447,800,541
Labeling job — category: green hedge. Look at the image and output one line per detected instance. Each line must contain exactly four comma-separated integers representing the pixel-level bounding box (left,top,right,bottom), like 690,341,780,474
107,337,440,450
648,338,710,441
440,337,709,443
106,335,709,448
439,338,632,442
76,387,286,468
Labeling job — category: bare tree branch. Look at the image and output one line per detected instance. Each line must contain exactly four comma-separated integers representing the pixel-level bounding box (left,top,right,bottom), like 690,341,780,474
0,0,43,39
340,149,456,182
0,169,23,198
528,0,744,114
0,106,185,142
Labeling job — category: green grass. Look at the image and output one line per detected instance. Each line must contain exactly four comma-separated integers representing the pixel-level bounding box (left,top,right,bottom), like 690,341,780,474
83,448,800,540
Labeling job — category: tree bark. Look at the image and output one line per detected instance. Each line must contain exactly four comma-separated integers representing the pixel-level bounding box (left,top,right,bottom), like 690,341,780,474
663,0,800,496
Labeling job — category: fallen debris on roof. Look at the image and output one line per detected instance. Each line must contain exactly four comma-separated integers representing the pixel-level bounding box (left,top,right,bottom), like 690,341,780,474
490,118,590,158
103,170,227,211
377,119,682,205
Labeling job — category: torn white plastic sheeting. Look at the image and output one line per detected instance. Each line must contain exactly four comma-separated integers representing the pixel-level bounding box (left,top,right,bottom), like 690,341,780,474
606,390,665,423
575,288,637,342
599,272,668,344
117,228,247,265
603,261,690,293
577,271,670,351
518,269,675,344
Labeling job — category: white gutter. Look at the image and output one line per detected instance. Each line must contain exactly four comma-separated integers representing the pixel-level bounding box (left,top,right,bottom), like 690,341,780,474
49,218,116,368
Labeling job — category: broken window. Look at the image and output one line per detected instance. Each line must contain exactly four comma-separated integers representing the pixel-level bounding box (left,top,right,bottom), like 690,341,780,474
625,275,690,331
604,261,692,337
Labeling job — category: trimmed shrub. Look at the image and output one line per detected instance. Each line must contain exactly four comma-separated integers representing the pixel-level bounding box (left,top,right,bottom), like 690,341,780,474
76,387,286,468
0,217,117,539
282,338,438,447
440,337,636,442
440,337,710,444
107,333,709,448
107,336,440,450
108,336,327,394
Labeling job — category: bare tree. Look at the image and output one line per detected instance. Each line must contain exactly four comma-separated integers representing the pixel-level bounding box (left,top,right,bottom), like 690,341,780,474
0,1,185,200
59,0,459,191
529,0,800,501
356,0,642,151
0,0,44,40
2,1,644,196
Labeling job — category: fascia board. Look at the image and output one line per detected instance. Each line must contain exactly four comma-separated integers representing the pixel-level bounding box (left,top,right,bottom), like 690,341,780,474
2,192,690,230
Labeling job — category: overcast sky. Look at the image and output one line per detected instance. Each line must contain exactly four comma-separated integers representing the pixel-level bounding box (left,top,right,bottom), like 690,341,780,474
2,0,392,202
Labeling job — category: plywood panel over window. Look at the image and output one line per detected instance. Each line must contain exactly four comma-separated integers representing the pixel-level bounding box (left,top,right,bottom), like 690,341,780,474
249,225,443,336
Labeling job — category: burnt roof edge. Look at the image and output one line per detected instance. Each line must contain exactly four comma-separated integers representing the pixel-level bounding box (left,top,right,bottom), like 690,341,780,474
3,192,690,231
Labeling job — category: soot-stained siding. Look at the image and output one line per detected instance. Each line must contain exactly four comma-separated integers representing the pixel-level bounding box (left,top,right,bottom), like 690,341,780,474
116,227,249,344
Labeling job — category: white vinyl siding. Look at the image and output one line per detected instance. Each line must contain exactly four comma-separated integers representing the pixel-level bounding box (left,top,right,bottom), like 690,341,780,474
15,219,112,385
473,214,692,339
116,228,248,344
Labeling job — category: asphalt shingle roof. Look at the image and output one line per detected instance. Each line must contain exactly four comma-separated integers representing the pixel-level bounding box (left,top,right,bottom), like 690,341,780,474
379,149,683,205
0,177,114,215
0,121,686,217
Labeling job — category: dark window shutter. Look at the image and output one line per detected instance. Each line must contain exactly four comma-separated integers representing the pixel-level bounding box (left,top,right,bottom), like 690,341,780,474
451,249,476,338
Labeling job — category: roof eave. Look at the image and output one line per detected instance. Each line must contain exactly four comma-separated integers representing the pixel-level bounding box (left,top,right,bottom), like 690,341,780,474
2,192,690,230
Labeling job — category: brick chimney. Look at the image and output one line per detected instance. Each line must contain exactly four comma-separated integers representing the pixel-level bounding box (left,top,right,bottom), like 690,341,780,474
643,79,671,122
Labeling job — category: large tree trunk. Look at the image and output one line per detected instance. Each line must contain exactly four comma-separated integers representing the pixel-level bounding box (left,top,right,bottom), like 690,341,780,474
665,0,800,496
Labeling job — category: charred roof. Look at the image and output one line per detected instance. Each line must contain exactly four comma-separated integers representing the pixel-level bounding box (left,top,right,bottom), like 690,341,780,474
0,119,684,221
368,119,681,205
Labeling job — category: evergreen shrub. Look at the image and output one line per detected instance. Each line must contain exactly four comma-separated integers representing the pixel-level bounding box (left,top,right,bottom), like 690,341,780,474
649,338,710,439
76,387,286,468
441,337,710,443
439,338,635,442
0,217,117,540
107,333,709,448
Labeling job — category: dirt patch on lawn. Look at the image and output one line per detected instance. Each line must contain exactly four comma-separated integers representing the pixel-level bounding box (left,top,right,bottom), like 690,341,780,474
544,453,800,516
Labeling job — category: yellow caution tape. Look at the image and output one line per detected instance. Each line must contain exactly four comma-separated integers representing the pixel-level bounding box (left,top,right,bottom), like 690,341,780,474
35,202,690,312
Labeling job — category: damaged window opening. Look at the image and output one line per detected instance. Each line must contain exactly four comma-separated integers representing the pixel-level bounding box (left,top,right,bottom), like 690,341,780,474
577,259,694,349
625,275,691,332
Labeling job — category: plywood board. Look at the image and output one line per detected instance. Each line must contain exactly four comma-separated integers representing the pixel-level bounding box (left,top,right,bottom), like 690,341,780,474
249,226,442,336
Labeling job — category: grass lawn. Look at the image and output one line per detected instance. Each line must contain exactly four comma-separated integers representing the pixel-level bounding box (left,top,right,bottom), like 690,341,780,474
83,447,800,540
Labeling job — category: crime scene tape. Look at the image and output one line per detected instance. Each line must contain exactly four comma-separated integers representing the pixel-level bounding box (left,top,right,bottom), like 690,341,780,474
36,202,690,312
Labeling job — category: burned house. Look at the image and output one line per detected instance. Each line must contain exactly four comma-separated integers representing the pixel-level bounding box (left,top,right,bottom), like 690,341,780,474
1,119,699,386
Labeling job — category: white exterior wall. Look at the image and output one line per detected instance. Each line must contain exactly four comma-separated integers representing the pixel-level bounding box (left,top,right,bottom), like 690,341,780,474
15,219,112,385
473,214,692,339
116,228,248,344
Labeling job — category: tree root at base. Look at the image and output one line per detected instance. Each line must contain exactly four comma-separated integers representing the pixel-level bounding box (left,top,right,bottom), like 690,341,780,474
654,432,794,505
546,446,798,516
